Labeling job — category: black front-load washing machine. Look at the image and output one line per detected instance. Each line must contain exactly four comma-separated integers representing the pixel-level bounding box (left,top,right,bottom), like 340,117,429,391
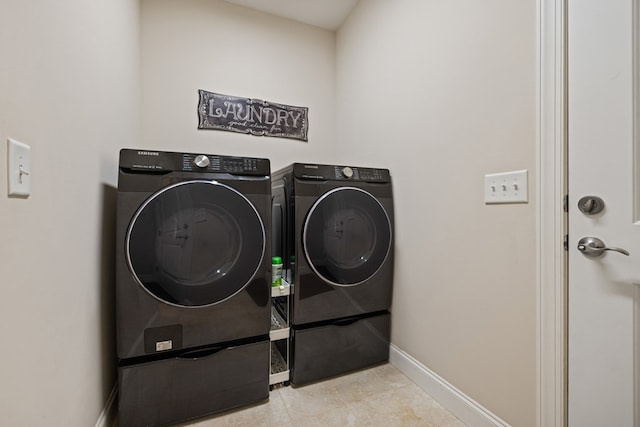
272,163,394,385
116,149,271,426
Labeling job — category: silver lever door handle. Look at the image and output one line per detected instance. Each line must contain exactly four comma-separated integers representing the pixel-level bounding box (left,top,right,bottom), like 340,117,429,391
577,237,630,257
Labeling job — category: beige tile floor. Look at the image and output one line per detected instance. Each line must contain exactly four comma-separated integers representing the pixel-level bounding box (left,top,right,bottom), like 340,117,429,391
173,363,466,427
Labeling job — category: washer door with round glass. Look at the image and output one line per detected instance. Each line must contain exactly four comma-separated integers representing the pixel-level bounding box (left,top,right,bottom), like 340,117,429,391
303,187,392,287
126,180,265,307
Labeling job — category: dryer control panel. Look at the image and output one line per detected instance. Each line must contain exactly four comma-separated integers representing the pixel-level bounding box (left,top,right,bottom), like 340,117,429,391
293,163,390,183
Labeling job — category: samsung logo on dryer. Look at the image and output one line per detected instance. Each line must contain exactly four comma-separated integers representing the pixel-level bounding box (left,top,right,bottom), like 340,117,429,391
303,165,319,169
137,151,159,156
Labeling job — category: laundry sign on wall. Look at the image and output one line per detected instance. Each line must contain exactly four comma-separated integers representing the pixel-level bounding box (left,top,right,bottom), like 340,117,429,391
198,90,309,141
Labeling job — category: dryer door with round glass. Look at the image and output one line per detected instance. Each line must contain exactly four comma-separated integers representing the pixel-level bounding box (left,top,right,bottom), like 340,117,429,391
303,187,392,287
126,180,265,307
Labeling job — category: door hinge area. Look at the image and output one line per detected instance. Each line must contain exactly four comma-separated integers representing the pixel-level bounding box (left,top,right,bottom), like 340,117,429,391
563,194,569,213
564,234,569,251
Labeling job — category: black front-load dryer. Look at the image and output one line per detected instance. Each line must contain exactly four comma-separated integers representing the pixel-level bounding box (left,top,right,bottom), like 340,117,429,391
273,163,394,325
272,163,394,384
116,149,271,426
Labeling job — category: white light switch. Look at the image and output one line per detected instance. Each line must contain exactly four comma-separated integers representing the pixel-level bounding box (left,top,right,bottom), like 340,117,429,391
8,138,31,197
484,170,528,204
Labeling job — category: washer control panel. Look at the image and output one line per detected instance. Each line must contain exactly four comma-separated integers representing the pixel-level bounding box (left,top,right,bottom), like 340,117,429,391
119,149,269,175
182,153,266,174
293,163,390,183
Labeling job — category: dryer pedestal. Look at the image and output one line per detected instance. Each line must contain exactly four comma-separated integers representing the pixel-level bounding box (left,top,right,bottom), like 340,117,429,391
290,312,390,385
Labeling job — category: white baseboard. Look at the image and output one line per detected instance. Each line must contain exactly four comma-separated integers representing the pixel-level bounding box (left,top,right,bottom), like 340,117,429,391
389,344,510,427
95,385,118,427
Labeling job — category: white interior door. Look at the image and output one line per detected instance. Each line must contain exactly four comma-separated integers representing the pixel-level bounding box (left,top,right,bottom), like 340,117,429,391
568,0,640,425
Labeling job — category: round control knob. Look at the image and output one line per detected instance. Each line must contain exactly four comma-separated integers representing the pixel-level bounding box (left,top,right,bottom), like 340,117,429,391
194,155,210,169
341,166,354,178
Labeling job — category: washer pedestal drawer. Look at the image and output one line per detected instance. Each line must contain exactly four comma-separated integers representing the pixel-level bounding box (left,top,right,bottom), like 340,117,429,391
118,339,269,427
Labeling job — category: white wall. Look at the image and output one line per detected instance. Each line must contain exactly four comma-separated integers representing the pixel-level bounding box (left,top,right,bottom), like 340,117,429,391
337,1,537,426
140,0,338,168
0,0,139,425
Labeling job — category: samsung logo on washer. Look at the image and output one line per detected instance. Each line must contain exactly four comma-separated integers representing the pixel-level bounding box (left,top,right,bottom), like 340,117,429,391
137,151,159,156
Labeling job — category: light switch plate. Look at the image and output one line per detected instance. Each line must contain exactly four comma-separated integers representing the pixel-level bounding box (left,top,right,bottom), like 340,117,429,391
484,170,528,204
8,138,31,197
